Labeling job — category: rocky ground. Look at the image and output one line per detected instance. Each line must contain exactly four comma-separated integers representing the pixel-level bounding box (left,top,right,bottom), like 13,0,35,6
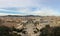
0,16,60,36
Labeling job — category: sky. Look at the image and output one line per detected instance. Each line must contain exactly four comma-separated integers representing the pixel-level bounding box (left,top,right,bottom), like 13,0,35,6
0,0,60,16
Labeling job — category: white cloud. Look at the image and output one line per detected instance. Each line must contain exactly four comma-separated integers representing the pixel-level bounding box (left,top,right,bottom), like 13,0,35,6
0,0,59,16
1,7,54,16
31,9,58,16
0,0,41,8
0,8,59,16
0,13,23,16
17,8,58,16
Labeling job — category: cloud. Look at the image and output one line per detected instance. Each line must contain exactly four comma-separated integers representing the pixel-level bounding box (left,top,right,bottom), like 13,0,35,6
0,0,41,8
31,9,58,16
18,8,58,16
0,9,26,14
0,0,59,16
0,7,59,16
0,13,23,16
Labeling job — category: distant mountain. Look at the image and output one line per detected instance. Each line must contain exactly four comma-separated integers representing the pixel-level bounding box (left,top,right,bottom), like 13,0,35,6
25,15,41,17
0,15,41,17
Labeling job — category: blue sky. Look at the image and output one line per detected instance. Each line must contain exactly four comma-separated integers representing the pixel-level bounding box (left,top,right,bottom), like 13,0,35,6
0,0,60,16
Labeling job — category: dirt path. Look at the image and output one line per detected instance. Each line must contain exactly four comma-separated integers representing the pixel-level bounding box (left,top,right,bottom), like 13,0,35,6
25,23,40,36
